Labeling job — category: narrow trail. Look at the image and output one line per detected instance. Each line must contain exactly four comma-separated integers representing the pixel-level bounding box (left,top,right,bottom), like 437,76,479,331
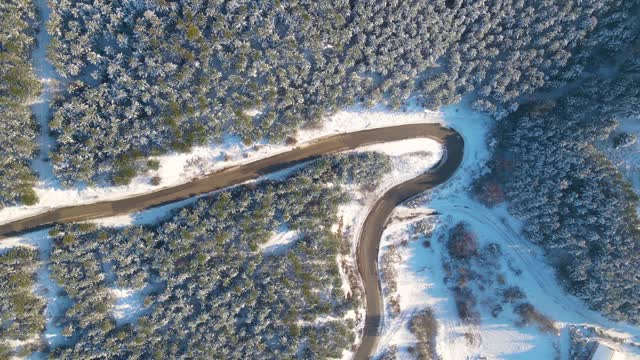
30,0,62,187
435,202,640,344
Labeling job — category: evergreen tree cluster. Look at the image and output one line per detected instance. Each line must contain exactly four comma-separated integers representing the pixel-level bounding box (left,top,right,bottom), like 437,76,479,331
46,0,633,185
477,40,640,323
0,0,41,207
46,153,390,358
0,247,46,357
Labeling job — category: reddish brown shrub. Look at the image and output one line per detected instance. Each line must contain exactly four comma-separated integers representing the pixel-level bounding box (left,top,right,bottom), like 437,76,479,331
474,175,505,207
447,223,478,260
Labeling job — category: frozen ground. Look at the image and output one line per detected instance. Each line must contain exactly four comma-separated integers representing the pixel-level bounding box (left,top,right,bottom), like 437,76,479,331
373,105,640,360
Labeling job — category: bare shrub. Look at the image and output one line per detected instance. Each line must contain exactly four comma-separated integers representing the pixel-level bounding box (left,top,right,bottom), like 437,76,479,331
183,156,208,176
473,174,505,207
285,136,298,145
413,218,437,237
150,176,161,186
501,286,526,303
409,308,439,360
447,223,478,260
379,345,399,360
491,304,503,317
514,303,557,333
341,259,362,307
463,332,477,345
381,245,401,295
454,286,481,324
389,295,401,316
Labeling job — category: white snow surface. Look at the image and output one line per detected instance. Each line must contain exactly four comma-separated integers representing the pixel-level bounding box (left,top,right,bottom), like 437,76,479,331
260,225,300,255
109,287,148,325
356,138,440,156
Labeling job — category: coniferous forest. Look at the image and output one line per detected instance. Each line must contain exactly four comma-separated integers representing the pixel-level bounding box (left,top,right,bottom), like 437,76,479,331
2,0,640,358
46,153,389,358
0,0,41,207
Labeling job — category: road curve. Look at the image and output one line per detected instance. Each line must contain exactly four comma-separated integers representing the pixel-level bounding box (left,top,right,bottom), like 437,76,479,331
0,123,461,238
353,128,463,359
0,123,464,359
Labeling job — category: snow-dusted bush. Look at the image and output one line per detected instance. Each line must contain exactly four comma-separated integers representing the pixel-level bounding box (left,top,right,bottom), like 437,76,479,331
409,308,439,360
514,303,557,334
447,223,478,260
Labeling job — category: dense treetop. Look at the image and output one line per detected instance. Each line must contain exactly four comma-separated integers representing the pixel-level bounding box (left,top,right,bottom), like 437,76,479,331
0,0,41,208
45,153,390,358
47,0,636,185
0,247,46,357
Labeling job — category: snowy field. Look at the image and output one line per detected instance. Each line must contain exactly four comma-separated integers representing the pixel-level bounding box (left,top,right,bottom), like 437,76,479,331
372,107,640,360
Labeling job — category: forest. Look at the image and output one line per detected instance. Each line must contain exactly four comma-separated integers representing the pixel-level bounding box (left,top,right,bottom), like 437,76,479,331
475,35,640,323
42,153,390,358
0,0,41,208
2,0,640,354
45,0,634,186
0,247,46,358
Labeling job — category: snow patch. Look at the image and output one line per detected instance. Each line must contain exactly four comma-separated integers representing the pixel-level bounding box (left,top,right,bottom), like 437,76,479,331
356,138,440,156
260,225,300,255
110,287,146,325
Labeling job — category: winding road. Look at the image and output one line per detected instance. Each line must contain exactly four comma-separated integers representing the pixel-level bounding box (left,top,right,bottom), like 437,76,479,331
354,128,463,359
0,123,463,359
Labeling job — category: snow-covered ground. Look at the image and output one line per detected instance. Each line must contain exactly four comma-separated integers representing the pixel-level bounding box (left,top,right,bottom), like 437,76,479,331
260,225,300,256
30,0,62,188
372,105,640,360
